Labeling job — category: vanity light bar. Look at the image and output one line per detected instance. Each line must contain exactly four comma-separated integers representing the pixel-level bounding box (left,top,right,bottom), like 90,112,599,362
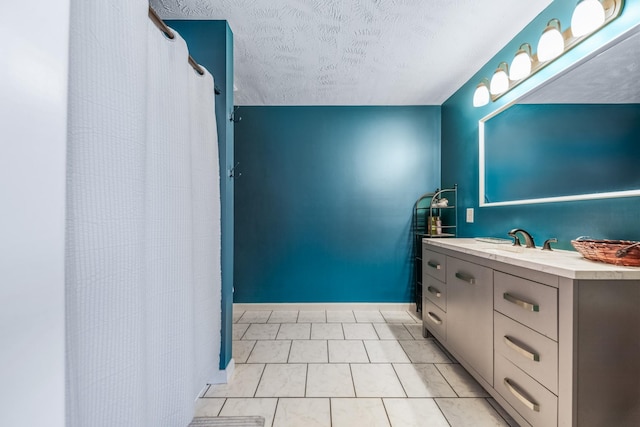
473,0,624,107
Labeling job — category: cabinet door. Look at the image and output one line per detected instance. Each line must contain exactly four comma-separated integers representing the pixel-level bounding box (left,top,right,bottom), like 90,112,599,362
447,256,494,385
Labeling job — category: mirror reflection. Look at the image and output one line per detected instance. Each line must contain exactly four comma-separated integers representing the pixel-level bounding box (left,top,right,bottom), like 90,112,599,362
480,25,640,206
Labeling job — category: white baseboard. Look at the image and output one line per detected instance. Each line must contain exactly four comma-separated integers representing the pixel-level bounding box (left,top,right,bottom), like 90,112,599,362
234,302,417,312
209,358,235,385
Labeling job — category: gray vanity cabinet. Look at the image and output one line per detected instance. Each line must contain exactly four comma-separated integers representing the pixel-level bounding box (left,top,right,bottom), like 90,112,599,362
422,240,640,427
422,247,494,385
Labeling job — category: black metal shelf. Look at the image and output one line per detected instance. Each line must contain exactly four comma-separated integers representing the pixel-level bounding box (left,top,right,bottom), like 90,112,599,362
412,185,457,312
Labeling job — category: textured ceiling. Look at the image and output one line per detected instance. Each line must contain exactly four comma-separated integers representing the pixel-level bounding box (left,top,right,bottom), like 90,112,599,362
151,0,552,105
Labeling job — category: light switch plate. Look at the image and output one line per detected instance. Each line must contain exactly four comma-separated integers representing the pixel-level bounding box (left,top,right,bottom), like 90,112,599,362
466,208,474,223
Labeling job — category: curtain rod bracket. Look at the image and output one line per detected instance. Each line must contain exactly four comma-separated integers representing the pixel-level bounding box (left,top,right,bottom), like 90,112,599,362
230,106,241,122
228,162,241,178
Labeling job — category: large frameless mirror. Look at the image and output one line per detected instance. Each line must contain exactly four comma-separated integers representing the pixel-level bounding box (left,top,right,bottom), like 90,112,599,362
479,24,640,207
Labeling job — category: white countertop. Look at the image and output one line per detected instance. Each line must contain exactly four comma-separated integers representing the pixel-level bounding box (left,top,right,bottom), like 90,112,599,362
423,238,640,280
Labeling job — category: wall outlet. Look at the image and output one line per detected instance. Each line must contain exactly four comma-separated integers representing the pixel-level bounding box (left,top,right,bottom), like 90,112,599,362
466,208,474,223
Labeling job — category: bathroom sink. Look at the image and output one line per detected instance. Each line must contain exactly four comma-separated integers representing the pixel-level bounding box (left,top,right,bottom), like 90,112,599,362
462,238,525,254
479,245,567,262
482,246,525,255
460,239,551,257
437,238,578,263
474,237,513,245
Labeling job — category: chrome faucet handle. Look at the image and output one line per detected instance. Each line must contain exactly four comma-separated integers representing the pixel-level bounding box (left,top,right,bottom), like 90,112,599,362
542,238,557,251
508,231,522,246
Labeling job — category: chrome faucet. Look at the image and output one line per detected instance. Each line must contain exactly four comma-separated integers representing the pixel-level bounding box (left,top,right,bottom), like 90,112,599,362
508,228,536,248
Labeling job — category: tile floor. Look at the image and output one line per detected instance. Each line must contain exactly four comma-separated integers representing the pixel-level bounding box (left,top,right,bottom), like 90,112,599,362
195,309,518,427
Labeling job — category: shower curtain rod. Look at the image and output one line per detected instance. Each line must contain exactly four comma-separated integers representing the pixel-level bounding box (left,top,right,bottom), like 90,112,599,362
148,6,221,95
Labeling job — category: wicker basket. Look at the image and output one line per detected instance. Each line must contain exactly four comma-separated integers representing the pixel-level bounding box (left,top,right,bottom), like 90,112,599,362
571,239,640,267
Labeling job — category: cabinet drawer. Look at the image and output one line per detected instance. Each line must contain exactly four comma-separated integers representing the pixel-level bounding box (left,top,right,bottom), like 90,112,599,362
495,354,558,427
422,298,446,342
494,271,558,341
494,311,558,395
423,276,447,311
422,246,446,282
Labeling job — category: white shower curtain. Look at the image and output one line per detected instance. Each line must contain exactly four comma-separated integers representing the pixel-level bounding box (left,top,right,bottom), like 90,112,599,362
66,1,221,426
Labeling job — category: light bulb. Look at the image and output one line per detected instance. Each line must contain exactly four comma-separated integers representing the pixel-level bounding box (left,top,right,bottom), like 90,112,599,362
537,20,564,62
510,45,532,81
571,0,605,37
473,81,490,107
490,63,509,95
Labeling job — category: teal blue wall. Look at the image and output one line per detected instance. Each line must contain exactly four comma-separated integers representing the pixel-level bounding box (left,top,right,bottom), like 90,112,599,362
234,106,441,303
166,20,234,370
442,0,640,249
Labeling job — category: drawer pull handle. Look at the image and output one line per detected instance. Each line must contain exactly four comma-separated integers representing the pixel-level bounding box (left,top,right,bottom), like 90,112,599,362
455,271,475,284
427,260,441,270
503,293,539,312
426,312,443,325
504,378,540,412
427,286,442,297
504,335,540,362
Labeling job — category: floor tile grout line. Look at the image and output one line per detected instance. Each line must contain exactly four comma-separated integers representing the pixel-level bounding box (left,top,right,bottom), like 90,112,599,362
237,323,249,340
304,363,308,398
252,363,267,399
390,363,409,398
243,340,258,365
275,323,282,341
328,397,333,427
271,398,280,427
380,397,394,427
398,323,410,339
434,363,463,398
265,311,275,323
216,397,228,417
361,337,372,363
433,398,454,427
348,363,357,398
372,322,382,340
285,338,292,364
396,338,412,363
380,311,390,324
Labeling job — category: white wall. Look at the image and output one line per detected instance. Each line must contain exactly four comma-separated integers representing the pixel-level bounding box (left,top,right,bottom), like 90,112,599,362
0,1,69,426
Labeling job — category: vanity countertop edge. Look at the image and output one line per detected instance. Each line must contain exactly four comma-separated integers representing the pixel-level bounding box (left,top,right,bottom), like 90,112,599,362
423,238,640,280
